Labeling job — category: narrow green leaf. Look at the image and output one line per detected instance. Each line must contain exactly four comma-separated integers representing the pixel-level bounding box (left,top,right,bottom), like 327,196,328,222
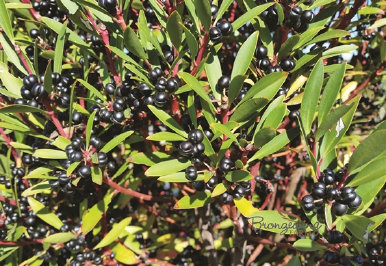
194,0,211,31
354,177,385,215
85,111,97,148
54,21,67,73
43,232,76,244
111,243,139,265
322,45,358,59
179,72,215,113
147,105,188,137
293,239,326,251
0,62,22,97
234,198,259,217
91,166,102,185
253,127,276,148
211,183,228,197
225,170,253,182
82,192,114,234
214,0,233,24
358,6,384,15
187,91,197,128
291,49,321,72
94,217,132,249
0,33,28,75
210,122,239,145
0,104,46,114
33,149,67,159
368,214,386,232
180,23,198,59
248,127,299,163
232,2,274,31
341,215,374,242
77,79,107,103
129,152,171,166
231,31,258,79
174,191,213,209
145,159,191,176
277,35,299,61
230,98,269,123
318,63,346,126
369,18,386,29
204,48,222,100
147,132,186,141
52,136,72,150
300,60,324,135
124,27,147,60
28,197,63,230
293,26,324,50
306,29,349,47
315,104,353,140
158,172,205,182
22,181,51,196
348,129,386,173
100,131,134,153
0,0,14,40
228,75,247,106
43,61,53,94
348,156,386,187
166,11,183,50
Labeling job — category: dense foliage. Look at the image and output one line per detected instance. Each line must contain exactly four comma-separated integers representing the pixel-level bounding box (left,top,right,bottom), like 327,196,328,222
0,0,385,265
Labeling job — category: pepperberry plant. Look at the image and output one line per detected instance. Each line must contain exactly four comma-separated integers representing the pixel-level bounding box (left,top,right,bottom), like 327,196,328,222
0,0,385,265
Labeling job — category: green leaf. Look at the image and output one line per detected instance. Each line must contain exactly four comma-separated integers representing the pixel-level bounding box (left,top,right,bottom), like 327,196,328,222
0,33,28,75
147,105,187,137
43,232,76,244
293,239,326,252
0,104,46,114
294,26,324,50
322,45,358,59
0,0,14,40
100,131,134,153
0,62,22,97
82,192,114,234
94,217,132,249
158,172,205,182
358,6,384,15
277,35,300,61
369,18,386,29
300,59,324,135
228,75,247,106
348,156,386,187
233,198,259,217
194,0,211,31
211,183,229,197
348,129,386,173
67,161,80,176
91,166,102,185
145,159,191,177
230,98,269,123
54,21,67,73
253,127,276,148
231,31,258,79
246,210,321,234
28,197,63,230
232,2,274,31
368,214,386,232
315,104,353,140
225,170,253,182
22,181,51,196
174,191,213,209
167,11,183,50
77,79,107,103
180,23,198,59
204,48,222,100
147,132,186,141
263,103,286,129
291,49,321,72
354,177,385,215
124,27,147,60
179,72,215,113
248,127,299,163
341,215,374,242
276,2,284,24
43,61,53,94
210,122,239,145
306,29,349,47
33,149,67,159
111,243,139,265
52,136,72,150
307,0,336,9
325,204,333,230
138,10,164,57
214,0,233,24
129,152,171,166
85,110,96,148
239,72,288,105
318,63,346,126
187,92,197,128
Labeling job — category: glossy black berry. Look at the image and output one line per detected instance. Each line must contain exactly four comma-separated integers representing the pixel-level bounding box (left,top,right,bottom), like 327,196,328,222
206,176,218,190
332,202,348,216
154,91,168,108
188,129,204,144
321,169,335,185
348,194,362,209
209,27,223,42
218,21,233,36
280,59,296,71
328,230,344,243
301,10,314,23
219,157,234,172
112,111,124,123
30,29,39,39
23,74,39,89
155,78,167,91
179,141,194,157
301,195,315,211
257,58,271,71
193,143,205,156
326,187,340,200
78,165,91,178
185,166,198,181
211,4,218,17
166,77,179,92
255,45,268,59
289,7,303,20
217,76,230,90
105,83,115,94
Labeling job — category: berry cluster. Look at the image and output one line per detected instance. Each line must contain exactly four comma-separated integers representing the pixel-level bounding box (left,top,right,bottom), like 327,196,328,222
209,21,233,43
260,2,280,31
255,45,296,73
286,6,315,33
147,67,179,108
323,251,363,265
32,0,66,21
181,129,206,181
98,0,117,16
301,169,362,216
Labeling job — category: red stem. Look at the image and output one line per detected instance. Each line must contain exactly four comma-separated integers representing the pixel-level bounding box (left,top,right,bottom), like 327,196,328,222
103,177,172,203
14,45,33,75
191,33,209,76
21,0,41,21
0,239,43,246
42,99,68,139
0,128,20,164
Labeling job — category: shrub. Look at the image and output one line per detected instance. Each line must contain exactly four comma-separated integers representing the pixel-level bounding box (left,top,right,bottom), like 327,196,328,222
0,0,385,265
